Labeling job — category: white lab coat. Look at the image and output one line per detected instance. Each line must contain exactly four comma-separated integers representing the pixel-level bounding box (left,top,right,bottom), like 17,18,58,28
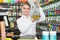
17,7,45,36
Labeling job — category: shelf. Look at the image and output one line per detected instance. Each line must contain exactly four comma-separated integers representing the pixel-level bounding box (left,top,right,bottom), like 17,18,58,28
41,0,60,7
8,16,21,17
1,7,21,11
0,3,21,6
42,1,60,10
46,14,60,17
39,22,60,26
0,9,8,12
6,32,14,37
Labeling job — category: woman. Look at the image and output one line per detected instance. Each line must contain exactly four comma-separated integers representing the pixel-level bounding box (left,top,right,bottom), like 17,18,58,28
17,2,45,39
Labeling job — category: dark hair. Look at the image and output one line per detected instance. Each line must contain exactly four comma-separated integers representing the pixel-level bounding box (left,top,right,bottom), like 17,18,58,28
21,2,31,8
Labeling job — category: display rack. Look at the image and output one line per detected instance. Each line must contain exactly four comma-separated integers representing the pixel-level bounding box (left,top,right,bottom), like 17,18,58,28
0,2,22,40
34,0,60,39
37,0,60,31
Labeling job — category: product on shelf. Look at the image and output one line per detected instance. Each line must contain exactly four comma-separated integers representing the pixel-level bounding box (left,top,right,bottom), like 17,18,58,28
58,25,60,31
42,31,49,40
6,38,12,40
4,0,8,3
10,21,14,28
48,0,54,2
0,0,3,3
48,24,52,31
0,0,28,3
50,31,57,40
54,10,57,15
45,9,60,15
48,24,58,31
53,25,57,31
44,1,49,5
20,0,28,2
15,0,19,3
4,16,9,27
11,0,15,3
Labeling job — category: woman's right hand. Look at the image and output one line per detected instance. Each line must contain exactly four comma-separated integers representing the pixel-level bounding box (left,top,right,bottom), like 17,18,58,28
31,18,36,22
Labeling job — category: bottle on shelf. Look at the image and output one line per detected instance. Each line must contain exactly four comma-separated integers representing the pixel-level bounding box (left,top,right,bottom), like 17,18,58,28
50,31,57,40
10,21,14,28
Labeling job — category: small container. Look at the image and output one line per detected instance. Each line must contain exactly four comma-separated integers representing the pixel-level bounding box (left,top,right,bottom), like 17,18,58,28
10,22,14,28
50,31,57,40
6,38,12,40
11,0,15,3
42,31,49,40
8,0,11,3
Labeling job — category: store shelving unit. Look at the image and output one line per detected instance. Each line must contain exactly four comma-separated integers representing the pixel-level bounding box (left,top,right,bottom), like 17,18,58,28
34,0,60,39
0,2,22,40
36,0,60,32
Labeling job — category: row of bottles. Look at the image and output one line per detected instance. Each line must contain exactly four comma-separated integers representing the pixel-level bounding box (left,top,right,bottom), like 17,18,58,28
37,23,60,31
6,3,22,16
8,16,20,28
40,0,60,7
8,10,21,16
48,24,60,31
46,16,60,24
0,0,28,3
43,1,60,11
45,10,60,15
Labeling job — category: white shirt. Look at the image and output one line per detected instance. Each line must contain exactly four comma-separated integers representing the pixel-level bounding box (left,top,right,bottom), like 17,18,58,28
17,7,45,36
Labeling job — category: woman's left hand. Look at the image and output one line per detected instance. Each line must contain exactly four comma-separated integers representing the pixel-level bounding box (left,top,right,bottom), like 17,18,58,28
36,2,40,7
34,0,40,7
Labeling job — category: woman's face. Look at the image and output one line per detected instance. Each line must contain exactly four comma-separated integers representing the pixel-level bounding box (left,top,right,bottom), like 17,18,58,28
22,4,30,15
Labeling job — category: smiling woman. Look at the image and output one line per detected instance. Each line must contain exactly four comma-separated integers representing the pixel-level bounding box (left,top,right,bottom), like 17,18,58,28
17,1,45,39
21,2,31,16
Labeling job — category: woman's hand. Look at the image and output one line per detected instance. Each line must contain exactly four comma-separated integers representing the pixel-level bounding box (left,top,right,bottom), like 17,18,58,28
31,18,36,22
31,18,39,22
34,0,40,7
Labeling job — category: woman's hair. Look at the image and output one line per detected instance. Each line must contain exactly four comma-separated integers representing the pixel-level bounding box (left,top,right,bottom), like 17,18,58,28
21,2,31,8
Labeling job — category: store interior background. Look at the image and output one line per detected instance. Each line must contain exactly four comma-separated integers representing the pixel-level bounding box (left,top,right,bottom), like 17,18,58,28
0,0,60,40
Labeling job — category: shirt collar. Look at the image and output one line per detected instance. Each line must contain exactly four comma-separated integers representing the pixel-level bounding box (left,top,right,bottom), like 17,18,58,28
22,15,31,20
